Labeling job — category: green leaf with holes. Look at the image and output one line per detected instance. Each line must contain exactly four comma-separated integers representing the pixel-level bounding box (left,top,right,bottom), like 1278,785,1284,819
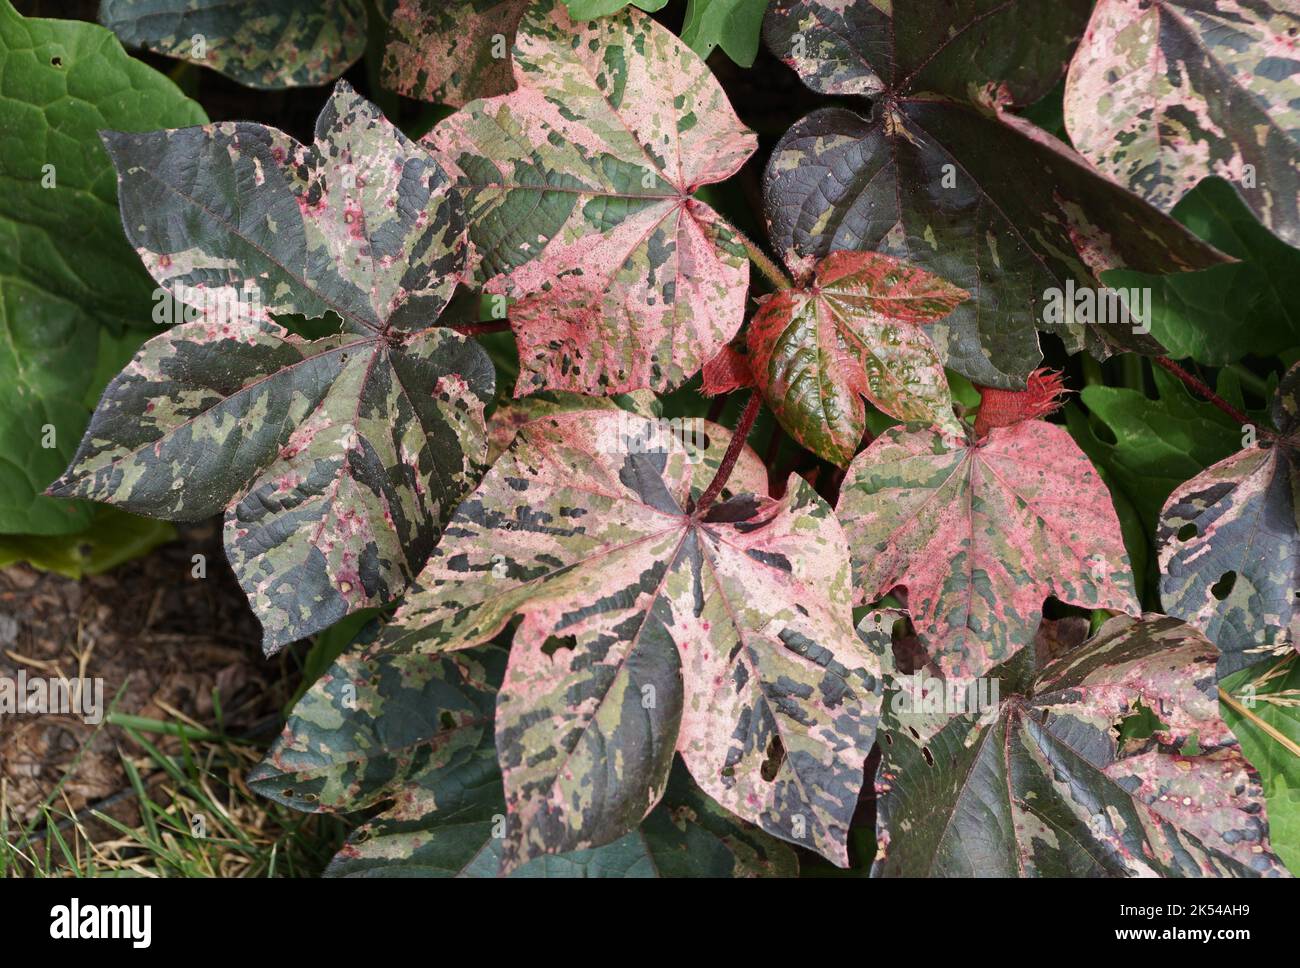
0,0,206,535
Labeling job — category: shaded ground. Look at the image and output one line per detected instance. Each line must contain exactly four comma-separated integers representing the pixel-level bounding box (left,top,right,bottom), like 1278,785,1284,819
0,525,344,875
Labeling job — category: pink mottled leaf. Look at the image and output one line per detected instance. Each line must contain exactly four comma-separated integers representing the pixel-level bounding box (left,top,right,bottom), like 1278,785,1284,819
1065,0,1300,246
381,409,880,871
427,0,757,396
837,418,1141,680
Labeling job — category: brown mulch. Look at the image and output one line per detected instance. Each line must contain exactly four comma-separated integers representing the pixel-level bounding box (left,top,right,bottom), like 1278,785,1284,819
0,523,294,835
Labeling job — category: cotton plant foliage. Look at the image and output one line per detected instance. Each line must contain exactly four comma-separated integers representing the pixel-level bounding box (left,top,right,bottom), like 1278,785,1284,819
28,0,1298,877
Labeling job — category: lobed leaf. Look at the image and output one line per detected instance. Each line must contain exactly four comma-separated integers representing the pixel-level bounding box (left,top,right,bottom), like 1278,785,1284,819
762,0,1229,389
747,250,968,466
99,0,366,89
838,418,1140,679
382,409,880,870
1158,365,1300,679
871,612,1289,877
47,82,494,653
427,0,757,396
1065,0,1300,247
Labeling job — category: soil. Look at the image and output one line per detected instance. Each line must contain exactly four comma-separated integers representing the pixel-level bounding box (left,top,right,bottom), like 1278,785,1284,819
0,523,294,840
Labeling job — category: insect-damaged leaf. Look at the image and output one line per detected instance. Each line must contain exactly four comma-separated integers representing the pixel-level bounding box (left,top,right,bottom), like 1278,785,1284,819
1158,363,1300,679
762,0,1229,390
869,612,1289,877
427,0,757,396
47,82,494,653
1065,0,1300,248
382,409,880,870
255,637,796,877
382,0,530,108
747,250,968,466
99,0,366,89
837,418,1139,680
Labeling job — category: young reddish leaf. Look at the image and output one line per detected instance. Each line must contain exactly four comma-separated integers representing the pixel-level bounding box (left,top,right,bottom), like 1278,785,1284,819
382,0,530,107
763,0,1230,390
973,367,1070,437
837,418,1139,680
747,250,968,466
427,0,757,396
871,613,1289,877
700,344,754,398
46,82,494,653
1065,0,1300,247
100,0,366,89
382,410,880,870
1158,363,1300,678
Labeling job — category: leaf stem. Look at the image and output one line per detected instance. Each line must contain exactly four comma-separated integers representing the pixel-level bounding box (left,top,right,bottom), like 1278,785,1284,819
696,391,762,514
1219,686,1300,758
1152,356,1258,431
724,220,791,290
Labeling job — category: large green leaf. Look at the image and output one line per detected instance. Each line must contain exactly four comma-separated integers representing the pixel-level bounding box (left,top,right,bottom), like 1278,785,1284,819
0,0,206,534
1074,365,1259,532
680,0,770,67
762,0,1229,389
382,409,880,870
99,0,366,89
1158,364,1300,679
0,507,174,579
48,82,494,654
1065,0,1300,247
870,612,1289,877
428,0,757,395
1102,179,1300,365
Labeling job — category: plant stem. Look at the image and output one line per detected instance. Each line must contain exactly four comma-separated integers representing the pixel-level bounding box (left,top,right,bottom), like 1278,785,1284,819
1219,686,1300,758
1152,356,1255,429
451,319,512,336
723,219,791,290
696,391,762,514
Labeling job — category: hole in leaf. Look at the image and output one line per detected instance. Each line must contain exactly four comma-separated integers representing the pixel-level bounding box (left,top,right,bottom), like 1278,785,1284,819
1115,700,1169,746
541,634,577,657
439,711,456,730
883,732,893,745
1177,523,1198,541
1211,571,1237,600
907,725,920,740
921,746,934,767
50,56,63,67
760,734,786,781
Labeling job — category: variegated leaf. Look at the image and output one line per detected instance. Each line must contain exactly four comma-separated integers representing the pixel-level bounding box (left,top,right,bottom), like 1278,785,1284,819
99,0,366,89
1158,363,1300,678
763,0,1229,390
747,250,968,466
427,0,757,395
871,613,1289,877
382,0,530,107
47,82,494,653
1065,0,1300,247
384,409,880,870
837,418,1140,680
485,389,658,463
